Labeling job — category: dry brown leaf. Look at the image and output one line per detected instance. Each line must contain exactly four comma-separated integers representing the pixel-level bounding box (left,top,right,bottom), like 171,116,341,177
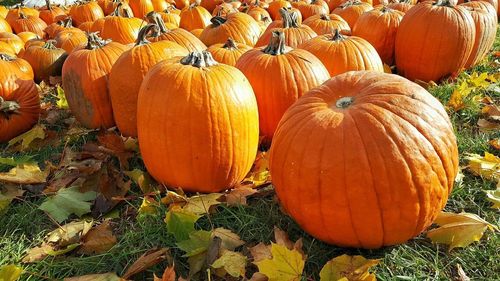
46,220,94,247
97,132,134,169
249,243,272,263
79,220,117,254
22,244,53,263
212,228,245,251
225,187,257,206
456,264,470,281
122,248,170,279
154,265,176,281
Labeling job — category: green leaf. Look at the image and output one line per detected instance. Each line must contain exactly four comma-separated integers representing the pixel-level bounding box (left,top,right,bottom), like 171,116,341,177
165,207,200,241
0,156,33,167
0,264,22,281
7,125,46,150
46,243,80,256
177,230,212,257
39,186,97,223
56,85,69,109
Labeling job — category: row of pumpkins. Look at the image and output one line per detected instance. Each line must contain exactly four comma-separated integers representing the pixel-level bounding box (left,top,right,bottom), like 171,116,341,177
0,0,495,248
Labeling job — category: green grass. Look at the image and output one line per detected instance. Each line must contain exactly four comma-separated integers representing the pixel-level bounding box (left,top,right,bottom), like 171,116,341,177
1,28,500,281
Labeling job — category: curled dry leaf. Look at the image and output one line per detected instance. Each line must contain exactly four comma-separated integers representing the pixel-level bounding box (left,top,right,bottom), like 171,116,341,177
78,220,117,254
154,265,176,281
0,163,49,184
319,254,380,281
224,186,257,206
122,248,170,279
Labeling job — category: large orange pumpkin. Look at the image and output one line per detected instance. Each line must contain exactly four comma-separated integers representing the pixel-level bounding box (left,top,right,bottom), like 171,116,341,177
0,54,40,143
395,0,475,82
109,24,188,137
199,12,261,46
6,6,40,27
302,13,350,35
236,31,330,143
269,71,459,249
62,33,128,129
21,40,68,82
137,51,259,193
69,1,105,26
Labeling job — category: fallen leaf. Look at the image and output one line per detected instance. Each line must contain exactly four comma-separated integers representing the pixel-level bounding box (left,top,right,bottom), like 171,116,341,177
96,132,134,169
465,152,500,182
122,248,170,279
138,197,160,217
0,163,49,184
55,85,68,109
206,236,222,266
0,186,25,214
249,242,272,263
0,155,34,167
484,188,500,209
319,254,380,281
426,211,498,251
249,272,268,281
124,169,156,193
46,243,80,256
39,186,97,223
79,220,117,254
154,265,176,281
161,190,187,205
273,227,305,259
187,252,206,277
177,230,212,257
46,220,94,246
456,264,470,281
181,193,223,215
448,89,466,111
477,118,500,131
0,264,22,281
64,272,123,281
165,206,200,241
7,124,46,150
22,244,53,263
211,249,247,278
243,152,271,187
225,187,257,206
212,228,245,251
254,243,305,281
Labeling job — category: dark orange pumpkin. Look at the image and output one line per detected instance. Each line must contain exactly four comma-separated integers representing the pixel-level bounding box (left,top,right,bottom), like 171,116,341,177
69,1,105,26
45,16,74,39
21,40,67,82
269,71,459,249
267,0,291,19
200,0,224,12
200,12,261,46
78,21,94,32
302,13,350,35
206,37,251,65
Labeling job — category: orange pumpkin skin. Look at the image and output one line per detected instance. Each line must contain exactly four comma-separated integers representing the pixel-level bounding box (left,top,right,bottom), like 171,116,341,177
206,37,251,65
387,0,414,13
200,13,261,46
179,3,212,31
0,17,12,33
109,24,188,137
352,7,404,65
236,31,330,143
128,0,155,17
267,0,292,19
269,71,459,249
244,5,271,21
0,41,18,56
200,0,223,12
137,51,259,193
39,0,67,25
62,34,128,129
45,17,74,39
100,9,143,44
295,0,330,19
0,54,40,143
298,30,384,76
0,6,8,18
21,40,68,82
152,0,171,11
457,0,498,12
0,32,25,54
69,2,105,26
302,13,350,35
16,31,39,43
55,28,88,53
11,13,48,38
158,7,181,26
395,0,475,82
78,21,94,32
6,7,40,27
332,0,373,28
461,2,497,68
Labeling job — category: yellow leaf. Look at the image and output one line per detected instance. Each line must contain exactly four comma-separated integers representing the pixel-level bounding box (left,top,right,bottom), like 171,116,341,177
0,163,49,184
484,188,500,209
56,85,69,109
211,249,247,278
469,72,491,89
426,211,497,251
448,90,466,111
254,243,305,281
181,193,223,215
244,152,271,187
465,152,500,181
319,254,380,281
0,264,23,281
212,227,245,251
138,197,160,216
7,124,46,150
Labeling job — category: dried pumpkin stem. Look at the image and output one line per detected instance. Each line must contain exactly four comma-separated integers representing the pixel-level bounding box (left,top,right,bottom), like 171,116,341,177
335,97,354,109
19,12,28,19
320,13,330,21
45,0,52,10
85,32,110,49
59,16,73,27
211,16,226,26
146,11,169,34
180,51,218,68
0,97,20,114
135,23,158,46
262,31,286,55
43,40,58,49
279,8,299,28
222,38,237,49
0,53,15,61
331,29,345,41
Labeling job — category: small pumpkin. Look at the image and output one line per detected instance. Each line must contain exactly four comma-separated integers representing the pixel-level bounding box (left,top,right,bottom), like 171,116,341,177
55,28,88,53
78,21,94,32
206,37,251,65
69,1,105,26
331,0,373,28
16,31,39,43
137,50,259,193
387,0,414,12
62,33,128,128
39,0,67,25
179,2,212,31
158,6,181,26
200,12,261,46
302,13,350,35
243,5,271,21
45,16,74,39
211,2,239,16
11,12,48,38
21,40,67,82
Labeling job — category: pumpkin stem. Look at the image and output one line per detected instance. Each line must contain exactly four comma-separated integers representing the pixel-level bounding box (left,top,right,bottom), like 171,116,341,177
45,0,52,10
19,12,28,19
279,8,299,28
43,40,58,49
180,51,218,68
0,97,20,115
262,30,287,55
146,11,169,34
335,97,354,109
135,24,158,46
85,32,110,49
320,13,330,20
434,0,453,6
59,16,73,27
331,29,344,41
0,53,15,61
210,16,226,26
222,38,237,49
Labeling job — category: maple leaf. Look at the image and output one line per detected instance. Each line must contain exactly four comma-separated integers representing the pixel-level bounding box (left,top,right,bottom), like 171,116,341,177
64,273,123,281
254,243,305,281
426,211,498,251
465,152,500,182
319,254,380,281
79,220,117,254
225,186,257,206
181,193,223,215
7,124,46,150
0,163,49,184
39,186,97,223
484,188,500,209
96,132,134,169
55,85,69,109
211,249,247,278
165,206,201,241
0,264,22,281
250,242,272,263
122,248,170,279
273,227,305,258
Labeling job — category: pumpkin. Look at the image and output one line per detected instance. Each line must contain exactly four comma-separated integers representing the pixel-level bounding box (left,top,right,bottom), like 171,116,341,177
0,32,25,54
6,6,40,27
269,71,459,249
55,28,88,53
137,51,259,193
0,6,8,18
179,3,212,31
109,24,188,137
236,31,330,143
90,17,106,33
0,41,17,56
256,8,317,47
200,0,223,12
332,0,373,28
352,7,404,65
200,12,261,46
244,5,271,21
206,37,251,65
327,0,345,10
395,0,475,82
456,0,498,12
78,21,94,32
100,4,143,44
211,2,239,16
104,0,135,16
302,13,350,35
39,0,67,25
62,33,128,128
0,17,12,33
152,0,171,11
0,54,40,143
21,40,67,82
69,1,105,26
24,38,46,49
299,29,384,76
387,0,414,12
146,11,207,52
45,16,73,38
11,13,48,38
295,0,330,19
460,2,497,67
158,7,181,26
267,0,292,19
16,31,39,43
128,0,155,17
173,0,190,10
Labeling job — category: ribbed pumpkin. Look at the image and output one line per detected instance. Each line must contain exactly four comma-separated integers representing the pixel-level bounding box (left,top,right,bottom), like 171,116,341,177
212,2,239,17
146,11,207,52
69,1,105,26
137,51,259,193
128,0,154,17
457,0,498,12
6,6,40,27
460,1,497,67
0,17,11,33
0,32,24,54
0,6,8,18
21,40,67,82
352,7,404,65
244,5,271,21
294,0,330,19
39,0,67,24
0,41,18,56
298,29,384,76
267,0,291,19
62,33,128,129
302,13,350,35
236,31,330,143
24,38,46,49
45,17,73,39
201,0,223,12
207,37,251,65
11,13,48,38
387,0,414,12
269,71,459,249
200,12,261,46
179,3,212,30
78,21,94,32
256,8,317,47
16,31,39,43
332,0,373,28
152,0,171,11
100,5,143,44
395,0,475,82
0,54,40,143
158,7,181,26
55,28,88,53
109,24,188,137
